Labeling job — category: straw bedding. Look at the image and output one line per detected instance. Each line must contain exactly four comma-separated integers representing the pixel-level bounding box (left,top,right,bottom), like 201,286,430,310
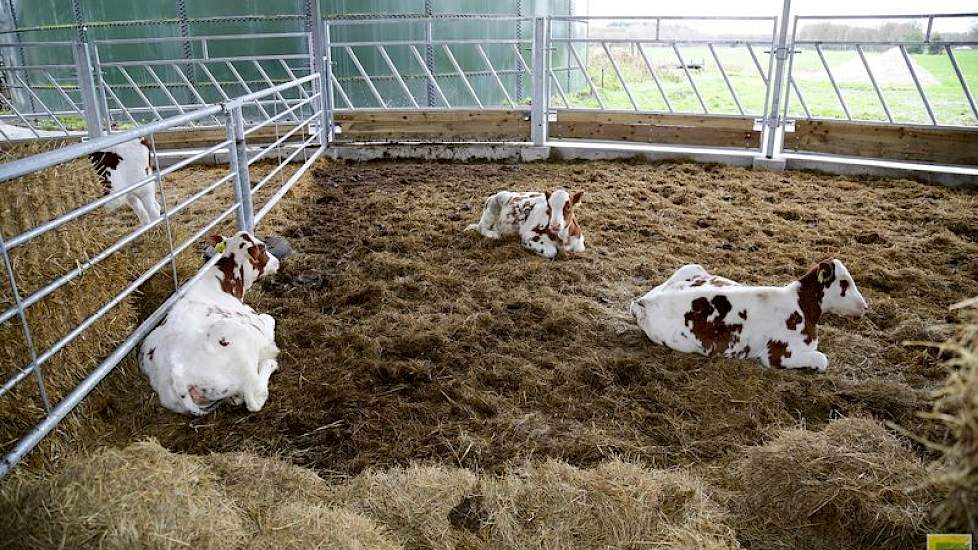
4,158,977,547
0,142,138,459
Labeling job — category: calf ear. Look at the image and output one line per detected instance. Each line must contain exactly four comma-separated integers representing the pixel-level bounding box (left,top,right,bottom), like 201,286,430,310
205,235,225,247
816,261,834,284
571,191,584,205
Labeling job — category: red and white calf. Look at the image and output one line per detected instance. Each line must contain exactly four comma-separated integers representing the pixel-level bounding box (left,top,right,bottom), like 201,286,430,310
466,189,585,258
89,139,161,226
139,231,281,416
630,259,868,371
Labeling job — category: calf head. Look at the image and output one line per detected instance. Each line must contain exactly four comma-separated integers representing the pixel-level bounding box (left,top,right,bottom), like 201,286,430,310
545,189,585,252
799,258,868,318
206,231,279,300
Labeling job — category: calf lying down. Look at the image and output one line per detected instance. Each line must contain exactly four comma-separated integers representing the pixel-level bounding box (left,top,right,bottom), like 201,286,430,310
140,232,280,415
630,259,868,371
466,189,585,258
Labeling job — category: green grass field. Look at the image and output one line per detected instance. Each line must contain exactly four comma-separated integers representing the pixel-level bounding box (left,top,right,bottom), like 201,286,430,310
557,45,978,126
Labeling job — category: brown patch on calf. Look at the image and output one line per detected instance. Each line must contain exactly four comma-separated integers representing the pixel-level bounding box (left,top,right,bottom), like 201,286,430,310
767,340,791,368
683,295,743,356
785,311,803,331
796,259,835,345
216,256,245,300
247,244,270,276
89,151,123,192
562,199,582,238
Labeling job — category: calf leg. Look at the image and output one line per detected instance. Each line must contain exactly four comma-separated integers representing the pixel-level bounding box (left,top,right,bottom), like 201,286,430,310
126,194,153,226
521,235,558,259
242,359,278,412
779,350,829,372
137,185,162,223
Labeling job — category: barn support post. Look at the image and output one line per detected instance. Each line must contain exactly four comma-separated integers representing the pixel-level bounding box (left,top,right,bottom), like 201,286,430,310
308,1,332,145
761,0,792,163
73,41,106,139
226,107,255,233
530,16,549,146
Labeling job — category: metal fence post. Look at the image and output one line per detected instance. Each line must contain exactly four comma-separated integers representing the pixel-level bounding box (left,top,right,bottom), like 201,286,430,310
763,0,792,159
531,16,548,146
72,41,106,138
226,107,255,233
309,3,332,145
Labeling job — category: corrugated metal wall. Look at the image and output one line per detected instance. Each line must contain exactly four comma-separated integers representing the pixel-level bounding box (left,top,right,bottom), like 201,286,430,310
2,0,581,117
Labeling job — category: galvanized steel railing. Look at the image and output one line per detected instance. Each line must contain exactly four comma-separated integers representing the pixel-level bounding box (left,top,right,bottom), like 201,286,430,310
786,13,978,127
0,71,326,478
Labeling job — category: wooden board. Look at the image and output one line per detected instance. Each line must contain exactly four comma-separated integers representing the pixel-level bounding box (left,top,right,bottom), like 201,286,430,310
150,125,308,150
335,110,531,142
550,112,761,149
785,120,978,166
554,110,757,131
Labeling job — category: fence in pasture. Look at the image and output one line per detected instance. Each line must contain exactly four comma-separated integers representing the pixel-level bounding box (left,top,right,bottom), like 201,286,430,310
0,6,977,478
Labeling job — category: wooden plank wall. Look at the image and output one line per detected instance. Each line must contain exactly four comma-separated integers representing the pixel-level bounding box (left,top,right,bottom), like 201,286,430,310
549,111,761,149
334,110,531,142
785,120,978,166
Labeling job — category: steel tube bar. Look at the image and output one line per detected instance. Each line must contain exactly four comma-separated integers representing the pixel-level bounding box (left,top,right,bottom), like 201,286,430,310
899,45,937,125
763,0,792,158
474,43,514,108
377,45,418,108
946,46,978,123
72,41,105,137
636,43,672,112
708,43,743,115
344,46,386,109
531,17,549,144
815,43,851,120
672,43,708,113
443,44,481,108
224,61,271,119
857,44,893,123
567,42,604,109
409,45,450,107
601,41,638,111
11,72,69,133
144,65,186,115
0,231,51,412
227,107,254,232
117,66,164,120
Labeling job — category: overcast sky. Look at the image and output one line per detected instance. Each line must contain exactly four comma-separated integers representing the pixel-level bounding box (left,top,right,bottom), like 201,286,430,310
584,0,977,31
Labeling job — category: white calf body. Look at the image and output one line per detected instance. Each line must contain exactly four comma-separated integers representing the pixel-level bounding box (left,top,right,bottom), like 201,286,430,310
630,259,868,371
466,189,585,258
89,139,162,226
140,232,281,415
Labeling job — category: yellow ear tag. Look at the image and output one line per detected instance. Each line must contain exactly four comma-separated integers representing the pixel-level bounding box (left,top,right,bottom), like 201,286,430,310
817,271,825,283
214,242,226,254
